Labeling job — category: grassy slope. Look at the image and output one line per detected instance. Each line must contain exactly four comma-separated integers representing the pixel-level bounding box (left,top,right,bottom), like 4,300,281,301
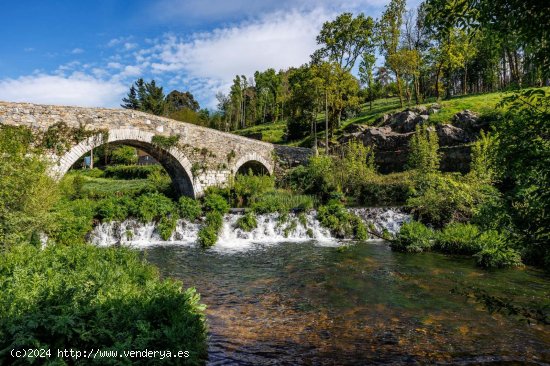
233,89,549,147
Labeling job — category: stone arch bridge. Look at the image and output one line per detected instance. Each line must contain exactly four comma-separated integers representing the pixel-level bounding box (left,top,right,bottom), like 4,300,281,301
0,101,311,198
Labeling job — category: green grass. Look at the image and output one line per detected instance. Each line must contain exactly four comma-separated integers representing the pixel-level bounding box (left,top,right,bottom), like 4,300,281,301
232,89,550,147
233,120,287,144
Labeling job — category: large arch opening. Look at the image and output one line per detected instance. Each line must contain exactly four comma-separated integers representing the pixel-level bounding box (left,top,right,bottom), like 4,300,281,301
55,129,196,198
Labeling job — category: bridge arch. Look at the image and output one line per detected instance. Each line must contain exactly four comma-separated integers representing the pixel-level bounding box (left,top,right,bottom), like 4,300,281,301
232,152,273,176
52,128,197,198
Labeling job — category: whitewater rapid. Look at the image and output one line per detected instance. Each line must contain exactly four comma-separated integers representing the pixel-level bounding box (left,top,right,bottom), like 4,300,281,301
88,208,410,253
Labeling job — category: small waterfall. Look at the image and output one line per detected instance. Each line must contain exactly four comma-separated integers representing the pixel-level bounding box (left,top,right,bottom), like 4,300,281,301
348,207,411,236
88,208,410,249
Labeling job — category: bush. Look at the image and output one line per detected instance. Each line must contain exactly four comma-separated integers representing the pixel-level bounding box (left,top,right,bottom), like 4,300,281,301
202,193,229,214
104,164,164,180
95,196,132,222
133,193,177,223
233,172,275,207
110,145,138,165
198,211,224,248
474,230,523,269
251,191,315,214
358,172,413,206
49,199,96,245
407,173,498,228
434,223,482,255
317,200,367,240
391,221,434,253
235,212,257,232
287,155,337,202
0,243,207,364
157,215,177,240
178,196,202,221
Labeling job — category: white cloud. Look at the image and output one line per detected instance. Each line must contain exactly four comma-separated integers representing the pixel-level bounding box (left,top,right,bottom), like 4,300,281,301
107,36,133,47
71,48,84,54
124,42,138,51
147,9,331,106
0,74,127,108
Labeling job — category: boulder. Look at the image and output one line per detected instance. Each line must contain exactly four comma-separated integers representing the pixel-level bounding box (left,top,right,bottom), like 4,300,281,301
342,123,367,134
388,110,418,133
356,126,414,151
452,110,480,130
436,124,474,146
376,113,391,126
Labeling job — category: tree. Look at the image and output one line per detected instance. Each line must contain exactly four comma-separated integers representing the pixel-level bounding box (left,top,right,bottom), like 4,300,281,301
378,0,407,107
359,53,378,110
110,146,138,165
0,126,59,248
313,12,376,71
121,85,139,110
165,90,200,112
122,79,166,116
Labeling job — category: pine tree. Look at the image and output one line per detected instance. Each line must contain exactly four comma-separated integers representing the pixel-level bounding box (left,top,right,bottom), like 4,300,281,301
121,85,140,110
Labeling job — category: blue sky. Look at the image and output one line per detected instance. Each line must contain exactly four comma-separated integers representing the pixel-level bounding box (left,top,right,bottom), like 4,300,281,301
0,0,419,109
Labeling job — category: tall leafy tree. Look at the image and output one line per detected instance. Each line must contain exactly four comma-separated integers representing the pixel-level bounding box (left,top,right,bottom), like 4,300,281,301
313,12,376,71
378,0,407,107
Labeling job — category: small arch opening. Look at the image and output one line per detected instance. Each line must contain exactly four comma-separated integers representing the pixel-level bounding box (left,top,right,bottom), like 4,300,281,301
236,160,270,176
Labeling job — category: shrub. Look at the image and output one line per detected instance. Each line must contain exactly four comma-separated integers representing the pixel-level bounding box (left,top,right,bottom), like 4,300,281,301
252,191,315,214
407,124,440,173
202,193,229,214
95,196,132,222
110,145,138,165
0,243,207,364
233,172,275,207
104,164,164,180
317,200,367,240
49,199,96,245
157,215,177,240
358,172,413,206
178,196,202,221
391,221,434,253
235,212,258,232
407,173,498,228
287,155,337,201
474,230,523,268
133,193,177,223
434,223,482,255
198,211,224,248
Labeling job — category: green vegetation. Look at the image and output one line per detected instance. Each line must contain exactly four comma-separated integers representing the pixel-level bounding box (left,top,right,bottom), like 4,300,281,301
198,211,224,248
434,223,482,255
178,196,202,221
109,145,138,165
235,212,258,232
103,164,165,180
391,221,434,253
0,243,207,364
251,191,315,214
317,200,367,240
151,134,180,149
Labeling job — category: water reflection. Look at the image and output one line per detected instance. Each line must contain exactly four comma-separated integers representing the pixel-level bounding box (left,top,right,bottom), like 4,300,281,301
144,241,550,365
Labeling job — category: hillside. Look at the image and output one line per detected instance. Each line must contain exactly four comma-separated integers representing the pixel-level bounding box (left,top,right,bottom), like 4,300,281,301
233,90,546,147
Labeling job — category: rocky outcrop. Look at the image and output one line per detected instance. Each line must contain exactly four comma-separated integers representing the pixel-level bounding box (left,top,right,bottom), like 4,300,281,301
338,105,483,173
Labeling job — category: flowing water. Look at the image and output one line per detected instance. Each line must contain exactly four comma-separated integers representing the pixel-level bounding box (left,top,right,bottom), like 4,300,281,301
90,210,550,365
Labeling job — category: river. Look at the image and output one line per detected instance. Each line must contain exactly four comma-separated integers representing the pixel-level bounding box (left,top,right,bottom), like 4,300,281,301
90,211,550,364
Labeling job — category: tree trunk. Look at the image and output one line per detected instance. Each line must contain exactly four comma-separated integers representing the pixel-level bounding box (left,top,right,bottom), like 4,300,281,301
463,65,468,95
435,62,443,100
325,91,329,155
395,71,404,107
